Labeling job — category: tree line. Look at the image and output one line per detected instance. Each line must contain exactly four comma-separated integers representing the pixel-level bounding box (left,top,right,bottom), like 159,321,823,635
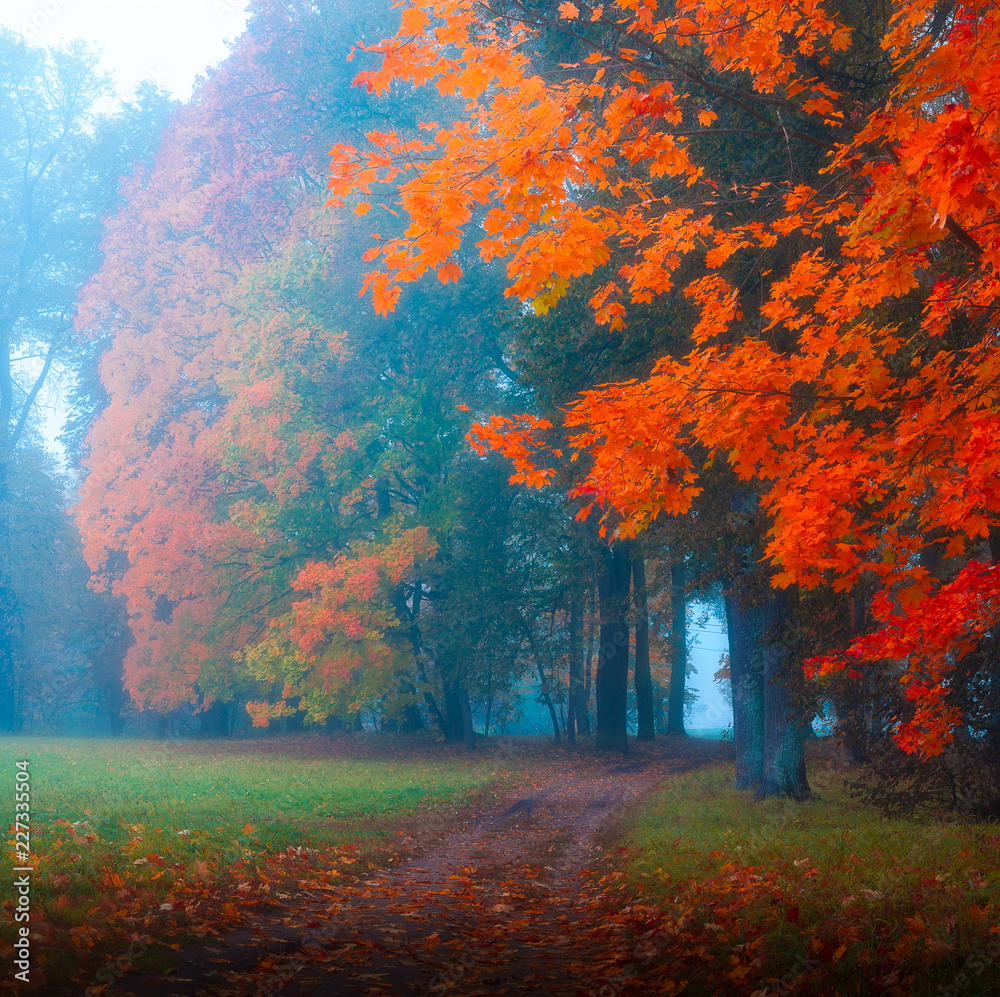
3,0,999,813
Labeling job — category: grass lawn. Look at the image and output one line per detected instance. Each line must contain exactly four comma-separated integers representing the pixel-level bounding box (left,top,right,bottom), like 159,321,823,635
618,746,1000,996
0,734,506,991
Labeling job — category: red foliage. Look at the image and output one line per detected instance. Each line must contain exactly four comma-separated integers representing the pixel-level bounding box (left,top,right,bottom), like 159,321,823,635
330,0,1000,754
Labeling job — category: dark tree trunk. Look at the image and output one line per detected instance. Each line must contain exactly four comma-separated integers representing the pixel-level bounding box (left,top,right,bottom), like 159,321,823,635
443,675,465,742
725,584,765,791
666,559,688,737
595,543,631,753
568,596,584,744
836,588,871,763
199,698,231,737
93,606,131,737
757,585,811,800
987,529,1000,783
391,581,430,734
375,477,392,520
0,583,19,733
990,526,1000,564
400,702,425,732
416,656,448,736
459,685,476,751
654,677,665,735
537,659,561,743
0,454,18,734
579,579,596,735
632,555,654,741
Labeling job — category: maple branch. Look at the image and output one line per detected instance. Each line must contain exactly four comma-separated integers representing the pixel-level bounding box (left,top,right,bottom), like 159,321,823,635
943,216,984,260
676,381,927,407
671,130,790,139
882,146,984,260
486,341,519,382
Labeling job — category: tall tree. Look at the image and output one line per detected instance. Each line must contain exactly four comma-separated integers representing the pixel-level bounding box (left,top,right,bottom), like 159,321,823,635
665,558,687,737
632,550,654,740
331,0,1000,768
595,542,631,751
0,31,129,730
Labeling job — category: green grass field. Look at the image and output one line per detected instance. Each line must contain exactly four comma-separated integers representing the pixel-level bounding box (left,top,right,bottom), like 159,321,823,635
0,735,505,989
5,735,997,996
622,749,1000,996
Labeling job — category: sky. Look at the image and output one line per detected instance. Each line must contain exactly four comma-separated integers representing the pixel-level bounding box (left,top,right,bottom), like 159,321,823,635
1,0,252,457
0,0,251,101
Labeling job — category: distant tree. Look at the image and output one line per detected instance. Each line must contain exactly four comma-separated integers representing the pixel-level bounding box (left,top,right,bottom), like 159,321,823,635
0,31,119,730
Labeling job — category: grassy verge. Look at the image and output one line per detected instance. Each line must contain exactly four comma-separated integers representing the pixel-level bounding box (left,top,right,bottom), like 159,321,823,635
618,746,1000,997
0,734,505,991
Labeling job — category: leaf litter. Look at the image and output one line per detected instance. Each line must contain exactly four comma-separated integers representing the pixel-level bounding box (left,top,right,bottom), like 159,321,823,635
106,739,727,996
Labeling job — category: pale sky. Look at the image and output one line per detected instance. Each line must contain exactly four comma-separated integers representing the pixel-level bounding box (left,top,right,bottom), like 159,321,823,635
0,0,251,100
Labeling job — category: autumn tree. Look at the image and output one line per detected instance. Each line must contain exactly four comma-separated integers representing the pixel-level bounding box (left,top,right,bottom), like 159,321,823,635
329,0,1000,789
76,0,570,740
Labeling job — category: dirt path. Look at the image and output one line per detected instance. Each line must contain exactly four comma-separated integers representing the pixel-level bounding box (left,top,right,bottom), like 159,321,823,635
124,739,727,997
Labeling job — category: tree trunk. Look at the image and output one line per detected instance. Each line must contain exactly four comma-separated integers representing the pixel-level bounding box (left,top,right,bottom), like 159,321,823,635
443,675,465,742
0,585,19,734
725,583,765,791
416,655,448,736
579,578,596,735
568,596,584,744
459,684,476,751
199,698,231,737
595,543,631,753
666,559,688,737
758,585,811,800
632,555,654,740
836,587,870,763
537,658,561,743
0,454,17,733
653,676,665,734
401,702,424,732
392,580,432,734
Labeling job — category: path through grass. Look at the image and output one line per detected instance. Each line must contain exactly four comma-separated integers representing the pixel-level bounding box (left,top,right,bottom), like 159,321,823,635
0,734,506,991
